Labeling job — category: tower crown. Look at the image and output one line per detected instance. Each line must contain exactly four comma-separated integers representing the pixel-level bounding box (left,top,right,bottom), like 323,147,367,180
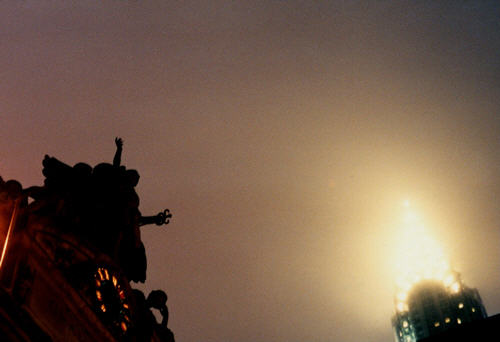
391,202,486,342
394,203,459,313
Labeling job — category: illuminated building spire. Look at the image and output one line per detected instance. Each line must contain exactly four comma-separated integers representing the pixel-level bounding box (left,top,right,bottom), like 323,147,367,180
394,201,459,313
391,201,487,342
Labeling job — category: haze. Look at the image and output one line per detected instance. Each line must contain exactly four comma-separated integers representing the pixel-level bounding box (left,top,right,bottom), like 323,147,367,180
1,1,499,342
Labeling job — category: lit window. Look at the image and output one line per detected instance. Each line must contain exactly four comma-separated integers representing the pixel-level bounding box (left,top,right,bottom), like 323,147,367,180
434,322,440,327
445,317,450,323
403,321,408,328
458,303,464,309
450,282,460,293
472,307,476,313
457,318,462,324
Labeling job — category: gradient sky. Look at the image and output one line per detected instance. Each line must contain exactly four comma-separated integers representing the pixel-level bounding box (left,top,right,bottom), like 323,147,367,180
1,1,500,341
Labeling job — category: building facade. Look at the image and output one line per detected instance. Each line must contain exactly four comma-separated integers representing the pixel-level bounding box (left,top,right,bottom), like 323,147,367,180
392,276,487,342
0,143,175,341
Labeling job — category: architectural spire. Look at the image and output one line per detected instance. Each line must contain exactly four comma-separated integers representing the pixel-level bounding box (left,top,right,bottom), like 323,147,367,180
392,201,486,342
394,201,459,313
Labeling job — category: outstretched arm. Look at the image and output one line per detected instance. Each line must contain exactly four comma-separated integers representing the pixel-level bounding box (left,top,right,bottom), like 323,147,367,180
113,137,123,167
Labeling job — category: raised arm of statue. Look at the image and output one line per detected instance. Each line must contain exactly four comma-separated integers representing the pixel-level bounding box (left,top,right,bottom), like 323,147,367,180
113,137,123,167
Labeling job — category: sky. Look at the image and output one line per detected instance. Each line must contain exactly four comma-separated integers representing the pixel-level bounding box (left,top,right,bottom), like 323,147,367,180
1,1,500,341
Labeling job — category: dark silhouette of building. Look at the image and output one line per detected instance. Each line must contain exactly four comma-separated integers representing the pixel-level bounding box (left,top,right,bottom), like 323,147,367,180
418,313,500,342
0,139,174,341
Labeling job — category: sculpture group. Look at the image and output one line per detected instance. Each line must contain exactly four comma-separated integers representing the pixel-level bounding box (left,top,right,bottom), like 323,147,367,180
0,138,175,341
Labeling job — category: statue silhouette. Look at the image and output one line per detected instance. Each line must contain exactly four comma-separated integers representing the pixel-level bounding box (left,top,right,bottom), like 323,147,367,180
1,139,175,341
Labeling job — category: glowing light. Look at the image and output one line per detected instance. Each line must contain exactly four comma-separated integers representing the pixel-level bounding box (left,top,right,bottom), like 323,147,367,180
434,322,440,327
450,282,460,293
458,303,464,309
396,292,407,302
120,322,128,332
112,275,118,287
457,318,462,324
443,274,454,287
396,302,407,312
100,304,106,312
394,201,459,311
104,268,110,280
445,317,450,323
98,268,105,281
0,203,18,270
96,290,102,301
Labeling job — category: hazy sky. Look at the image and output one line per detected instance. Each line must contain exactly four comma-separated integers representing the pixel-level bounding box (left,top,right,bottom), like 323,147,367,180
1,1,500,341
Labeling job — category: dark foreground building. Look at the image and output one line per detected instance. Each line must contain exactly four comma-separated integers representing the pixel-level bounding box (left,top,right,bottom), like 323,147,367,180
418,313,500,342
0,140,174,341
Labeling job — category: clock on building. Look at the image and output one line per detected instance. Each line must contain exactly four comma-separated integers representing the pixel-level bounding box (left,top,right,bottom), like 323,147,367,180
93,266,132,335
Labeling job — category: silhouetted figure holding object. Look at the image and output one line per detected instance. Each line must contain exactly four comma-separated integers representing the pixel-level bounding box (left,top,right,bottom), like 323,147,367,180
139,209,172,226
21,138,172,284
0,138,177,341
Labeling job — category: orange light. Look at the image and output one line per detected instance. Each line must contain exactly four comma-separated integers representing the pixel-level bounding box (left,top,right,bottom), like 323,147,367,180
120,322,127,332
98,268,105,280
104,268,110,280
100,304,106,312
95,279,101,287
123,303,129,309
96,290,102,301
112,275,118,287
0,203,18,270
119,290,125,300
